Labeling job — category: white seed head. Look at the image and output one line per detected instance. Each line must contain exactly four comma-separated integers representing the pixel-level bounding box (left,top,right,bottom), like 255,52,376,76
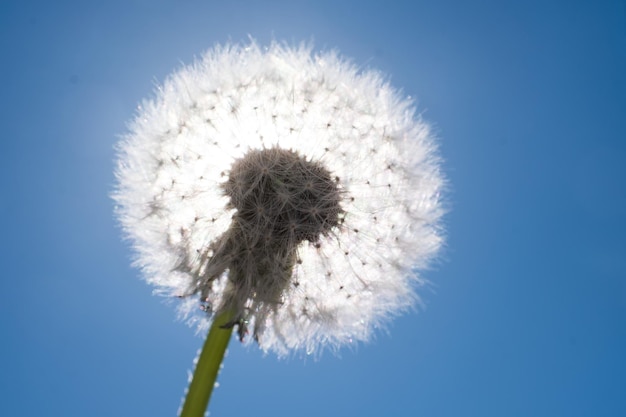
113,41,445,356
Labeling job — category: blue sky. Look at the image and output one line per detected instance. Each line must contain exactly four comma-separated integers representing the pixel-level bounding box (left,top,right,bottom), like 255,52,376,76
1,1,625,416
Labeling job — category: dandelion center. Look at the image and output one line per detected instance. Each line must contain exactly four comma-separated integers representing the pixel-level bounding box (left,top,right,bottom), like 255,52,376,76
199,147,345,337
224,147,343,246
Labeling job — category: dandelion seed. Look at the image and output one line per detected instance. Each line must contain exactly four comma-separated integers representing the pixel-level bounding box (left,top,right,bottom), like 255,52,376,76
114,40,445,356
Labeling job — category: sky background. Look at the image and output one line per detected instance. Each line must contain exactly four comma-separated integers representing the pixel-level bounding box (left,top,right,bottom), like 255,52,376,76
1,1,625,416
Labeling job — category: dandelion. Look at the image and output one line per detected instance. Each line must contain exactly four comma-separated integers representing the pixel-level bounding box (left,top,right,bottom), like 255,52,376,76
114,40,444,415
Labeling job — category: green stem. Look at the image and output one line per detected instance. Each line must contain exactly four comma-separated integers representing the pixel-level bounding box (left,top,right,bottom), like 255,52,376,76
180,310,234,417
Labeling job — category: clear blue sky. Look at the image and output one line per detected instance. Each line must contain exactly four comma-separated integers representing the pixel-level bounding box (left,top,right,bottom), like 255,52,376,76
1,1,625,416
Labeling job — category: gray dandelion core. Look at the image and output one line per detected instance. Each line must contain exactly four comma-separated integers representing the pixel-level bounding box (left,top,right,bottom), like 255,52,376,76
225,147,342,245
194,147,343,338
114,41,445,356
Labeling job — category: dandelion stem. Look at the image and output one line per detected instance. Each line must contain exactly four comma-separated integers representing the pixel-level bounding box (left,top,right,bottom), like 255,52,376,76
180,310,233,417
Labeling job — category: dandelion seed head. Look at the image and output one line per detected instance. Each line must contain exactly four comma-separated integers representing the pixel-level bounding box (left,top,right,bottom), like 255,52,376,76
114,40,445,356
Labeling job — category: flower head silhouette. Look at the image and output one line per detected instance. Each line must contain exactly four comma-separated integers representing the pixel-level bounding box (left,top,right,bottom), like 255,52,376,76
114,41,444,356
